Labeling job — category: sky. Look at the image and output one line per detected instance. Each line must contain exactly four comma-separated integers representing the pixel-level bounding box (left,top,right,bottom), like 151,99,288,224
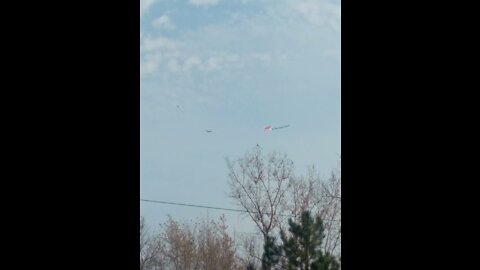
140,0,341,234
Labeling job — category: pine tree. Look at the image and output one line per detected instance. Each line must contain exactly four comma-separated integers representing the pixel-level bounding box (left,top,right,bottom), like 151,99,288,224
246,262,257,270
280,211,340,270
262,235,282,270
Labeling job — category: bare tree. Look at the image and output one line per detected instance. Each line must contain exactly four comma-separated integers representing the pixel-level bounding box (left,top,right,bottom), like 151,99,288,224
287,165,323,220
266,165,339,267
227,147,341,261
236,233,263,269
288,165,341,257
226,146,294,240
318,169,341,257
140,216,163,270
199,214,238,269
156,215,241,270
162,218,194,269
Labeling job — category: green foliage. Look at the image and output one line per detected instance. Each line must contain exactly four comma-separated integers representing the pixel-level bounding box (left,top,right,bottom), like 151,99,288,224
262,235,282,270
261,211,340,270
246,262,257,270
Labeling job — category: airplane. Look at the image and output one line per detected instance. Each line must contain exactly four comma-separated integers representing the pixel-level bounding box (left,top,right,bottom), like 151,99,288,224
205,129,213,133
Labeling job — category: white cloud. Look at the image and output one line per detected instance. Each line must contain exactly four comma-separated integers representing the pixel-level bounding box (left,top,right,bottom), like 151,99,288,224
288,0,341,32
200,53,241,71
203,57,221,71
141,35,182,76
184,56,202,71
141,51,163,77
140,0,340,114
140,0,160,17
188,0,220,6
144,58,160,73
251,52,272,62
141,31,246,75
143,36,179,52
152,15,176,30
140,0,340,79
166,53,239,73
167,59,182,72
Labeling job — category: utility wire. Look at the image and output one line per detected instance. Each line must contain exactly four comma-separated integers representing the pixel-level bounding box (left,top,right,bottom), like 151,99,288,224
141,198,246,213
141,198,340,220
141,198,298,217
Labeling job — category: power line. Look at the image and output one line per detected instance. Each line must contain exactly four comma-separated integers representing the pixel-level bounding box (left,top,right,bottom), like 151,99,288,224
140,198,340,221
141,198,297,218
141,198,246,213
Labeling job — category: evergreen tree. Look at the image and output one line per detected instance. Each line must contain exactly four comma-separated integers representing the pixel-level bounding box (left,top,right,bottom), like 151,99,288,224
246,262,257,270
262,235,282,270
280,211,340,270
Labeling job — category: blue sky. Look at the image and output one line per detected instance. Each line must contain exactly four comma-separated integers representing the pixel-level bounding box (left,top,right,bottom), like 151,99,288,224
140,0,341,233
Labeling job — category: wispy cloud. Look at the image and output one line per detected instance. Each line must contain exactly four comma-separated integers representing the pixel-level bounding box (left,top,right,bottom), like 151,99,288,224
141,43,242,75
188,0,220,6
251,52,272,62
287,0,341,32
167,56,203,72
143,36,180,52
152,15,176,30
141,0,341,108
143,56,161,74
140,0,160,17
141,35,180,77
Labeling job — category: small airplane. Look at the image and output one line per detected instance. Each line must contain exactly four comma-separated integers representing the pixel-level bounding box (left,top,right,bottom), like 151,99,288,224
205,129,213,133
